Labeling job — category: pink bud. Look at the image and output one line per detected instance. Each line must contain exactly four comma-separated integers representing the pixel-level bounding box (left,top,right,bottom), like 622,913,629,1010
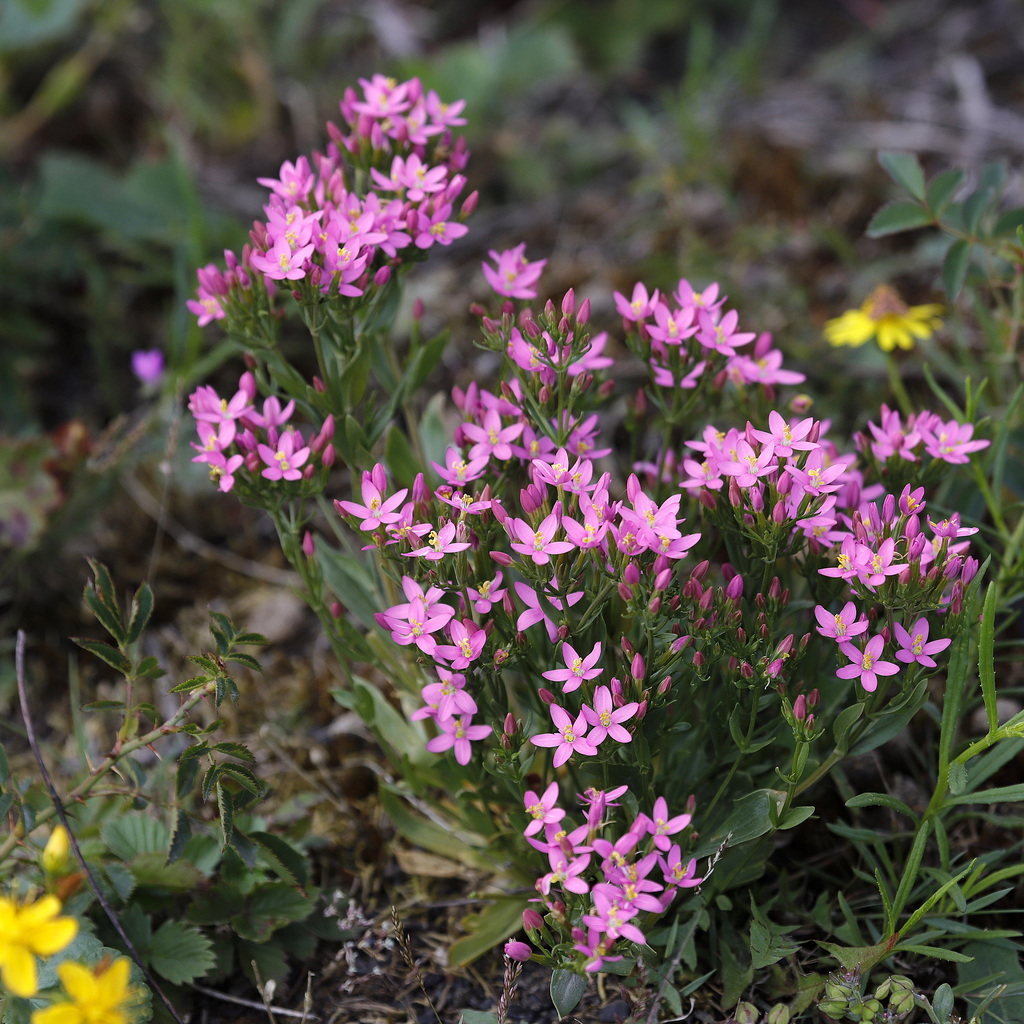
331,601,343,618
658,675,671,695
943,556,963,580
523,909,543,932
504,940,532,962
373,265,391,287
726,574,744,601
460,190,479,218
624,562,640,585
776,470,793,495
370,462,387,491
538,688,556,705
749,486,764,513
491,550,513,566
728,478,743,507
617,582,633,601
631,653,646,681
671,635,690,653
413,472,431,505
577,298,591,324
793,694,806,721
961,557,979,584
413,297,425,320
648,596,661,614
538,385,551,404
698,488,717,511
740,661,754,679
313,375,326,394
654,568,672,591
303,531,315,557
504,713,517,736
772,499,786,524
692,650,705,668
557,624,569,641
490,500,508,525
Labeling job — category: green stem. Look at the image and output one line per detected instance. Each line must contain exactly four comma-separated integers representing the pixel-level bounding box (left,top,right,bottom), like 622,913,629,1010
885,353,914,418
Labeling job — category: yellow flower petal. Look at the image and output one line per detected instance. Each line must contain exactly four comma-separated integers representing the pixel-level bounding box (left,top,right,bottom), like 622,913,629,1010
32,1005,84,1024
1,944,39,998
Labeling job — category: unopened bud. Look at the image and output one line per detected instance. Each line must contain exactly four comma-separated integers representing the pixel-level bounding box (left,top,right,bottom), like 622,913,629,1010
618,582,633,601
658,676,672,695
624,562,640,585
692,650,704,668
631,653,646,681
504,712,517,736
491,550,513,566
373,265,391,287
698,488,717,511
793,694,807,721
538,688,556,705
561,289,575,317
303,531,315,557
331,601,343,618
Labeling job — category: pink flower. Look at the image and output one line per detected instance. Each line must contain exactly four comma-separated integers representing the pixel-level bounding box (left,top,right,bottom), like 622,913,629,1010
750,411,817,458
404,521,471,561
581,685,638,745
426,714,491,765
504,940,532,962
531,705,598,767
837,634,900,693
814,602,869,642
514,581,584,642
336,471,408,531
462,408,524,461
467,573,506,614
856,537,908,588
257,429,310,481
132,349,164,384
436,618,487,669
481,243,547,299
523,781,564,837
414,202,468,248
920,418,989,464
894,617,951,668
250,237,314,281
431,447,489,487
644,797,691,852
614,282,659,322
543,641,604,694
507,511,575,565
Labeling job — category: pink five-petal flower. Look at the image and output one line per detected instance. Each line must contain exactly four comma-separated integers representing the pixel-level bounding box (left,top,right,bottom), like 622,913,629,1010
894,617,951,668
335,473,408,531
436,618,487,669
646,796,692,852
530,704,597,767
514,580,584,642
404,521,470,561
426,714,491,765
581,685,638,745
257,429,309,481
523,781,564,838
920,418,990,464
837,634,900,693
507,511,575,565
614,282,659,322
813,601,869,642
482,243,547,299
543,641,603,693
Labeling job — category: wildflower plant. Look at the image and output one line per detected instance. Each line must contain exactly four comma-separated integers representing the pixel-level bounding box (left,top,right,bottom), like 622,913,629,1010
172,82,1024,1020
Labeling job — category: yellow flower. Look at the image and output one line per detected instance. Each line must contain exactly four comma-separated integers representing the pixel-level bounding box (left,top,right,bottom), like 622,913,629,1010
824,284,943,352
31,957,143,1024
0,893,78,997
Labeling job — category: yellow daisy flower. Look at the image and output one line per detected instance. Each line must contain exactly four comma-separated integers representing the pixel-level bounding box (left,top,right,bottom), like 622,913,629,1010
31,957,144,1024
824,284,943,352
0,893,78,997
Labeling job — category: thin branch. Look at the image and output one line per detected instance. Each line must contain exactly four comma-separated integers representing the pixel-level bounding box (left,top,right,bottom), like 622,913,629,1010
191,982,319,1021
15,630,185,1024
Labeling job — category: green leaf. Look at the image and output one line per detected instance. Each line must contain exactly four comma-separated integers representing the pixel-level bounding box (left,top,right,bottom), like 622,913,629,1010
385,424,422,490
459,1012,499,1024
81,700,127,711
550,969,587,1018
942,239,971,302
833,703,864,749
963,188,993,235
101,814,169,860
377,784,493,870
879,151,926,200
448,896,528,968
238,883,317,942
705,789,786,850
959,939,1024,1023
926,168,965,216
850,680,928,756
978,582,998,735
72,638,131,676
103,862,136,904
404,329,450,396
778,805,814,830
846,792,917,821
947,783,1024,805
148,920,216,984
993,206,1024,237
125,581,154,645
818,934,900,973
252,831,310,889
168,809,193,865
867,200,933,237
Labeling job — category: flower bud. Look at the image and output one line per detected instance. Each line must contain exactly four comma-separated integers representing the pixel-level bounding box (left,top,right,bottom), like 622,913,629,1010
331,601,343,618
692,650,704,668
740,661,754,679
658,675,672,695
523,909,543,932
624,562,640,585
631,653,646,681
303,531,316,557
728,478,743,508
698,488,717,511
726,574,744,601
793,694,807,721
504,940,532,962
943,556,963,580
561,289,576,318
460,190,479,218
504,713,517,736
321,443,336,468
43,825,71,875
491,551,513,566
617,582,632,601
538,688,556,705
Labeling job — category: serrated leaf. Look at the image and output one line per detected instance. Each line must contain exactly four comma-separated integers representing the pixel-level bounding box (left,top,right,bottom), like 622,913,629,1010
148,920,216,984
866,200,933,237
550,969,587,1018
211,742,256,761
238,937,289,986
101,815,169,860
942,239,971,301
252,831,310,889
225,653,262,671
135,656,165,678
73,638,132,675
168,809,193,864
926,168,965,216
231,631,269,647
993,206,1024,237
218,783,235,848
217,763,264,796
126,581,154,644
104,862,137,903
879,151,926,200
750,918,799,969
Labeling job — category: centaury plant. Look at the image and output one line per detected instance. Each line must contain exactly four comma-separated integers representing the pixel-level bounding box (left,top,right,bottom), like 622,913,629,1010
176,78,1021,1022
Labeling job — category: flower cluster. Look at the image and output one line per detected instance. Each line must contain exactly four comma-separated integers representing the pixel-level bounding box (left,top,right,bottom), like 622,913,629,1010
508,786,702,973
614,278,805,395
187,75,472,326
188,372,335,494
